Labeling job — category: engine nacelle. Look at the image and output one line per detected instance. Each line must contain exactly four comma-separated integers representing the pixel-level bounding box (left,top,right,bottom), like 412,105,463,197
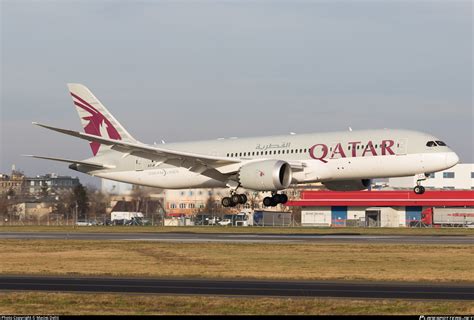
323,179,371,191
238,160,292,191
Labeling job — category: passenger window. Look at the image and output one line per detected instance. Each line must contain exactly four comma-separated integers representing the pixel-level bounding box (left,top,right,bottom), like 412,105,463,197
436,141,447,146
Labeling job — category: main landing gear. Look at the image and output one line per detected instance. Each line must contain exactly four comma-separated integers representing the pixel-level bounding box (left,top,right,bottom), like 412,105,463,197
263,193,288,207
221,191,288,208
222,193,248,208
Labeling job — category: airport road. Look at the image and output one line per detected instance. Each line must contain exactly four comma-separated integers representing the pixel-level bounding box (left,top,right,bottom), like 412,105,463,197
0,276,472,300
0,232,473,244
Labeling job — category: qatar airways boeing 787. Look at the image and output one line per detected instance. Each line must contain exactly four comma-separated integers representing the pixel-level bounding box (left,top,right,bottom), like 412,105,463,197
29,84,459,207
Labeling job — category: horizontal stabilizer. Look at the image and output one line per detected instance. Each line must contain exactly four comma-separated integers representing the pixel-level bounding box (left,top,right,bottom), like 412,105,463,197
24,155,115,169
33,122,240,167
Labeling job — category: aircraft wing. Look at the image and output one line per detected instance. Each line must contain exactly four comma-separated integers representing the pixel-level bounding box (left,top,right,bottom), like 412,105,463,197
24,155,115,169
33,122,240,170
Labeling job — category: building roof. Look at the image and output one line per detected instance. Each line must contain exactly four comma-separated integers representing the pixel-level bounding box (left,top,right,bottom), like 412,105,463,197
287,190,474,207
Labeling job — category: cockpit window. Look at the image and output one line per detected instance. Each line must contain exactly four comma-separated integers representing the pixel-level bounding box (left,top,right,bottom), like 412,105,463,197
426,141,437,147
435,141,447,146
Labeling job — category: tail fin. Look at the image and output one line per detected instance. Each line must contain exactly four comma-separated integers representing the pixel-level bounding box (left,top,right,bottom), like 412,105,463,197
67,83,137,156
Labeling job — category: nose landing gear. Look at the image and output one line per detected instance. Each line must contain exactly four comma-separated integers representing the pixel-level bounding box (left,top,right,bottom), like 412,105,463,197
413,185,425,195
413,173,428,195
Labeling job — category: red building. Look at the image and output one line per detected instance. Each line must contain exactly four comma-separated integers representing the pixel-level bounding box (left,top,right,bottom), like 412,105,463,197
287,190,474,227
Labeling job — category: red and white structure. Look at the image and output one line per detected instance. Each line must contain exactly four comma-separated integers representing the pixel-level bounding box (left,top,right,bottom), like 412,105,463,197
287,190,474,227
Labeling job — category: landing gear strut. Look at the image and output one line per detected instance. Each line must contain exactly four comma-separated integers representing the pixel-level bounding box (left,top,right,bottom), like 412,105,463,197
263,193,288,207
413,173,428,195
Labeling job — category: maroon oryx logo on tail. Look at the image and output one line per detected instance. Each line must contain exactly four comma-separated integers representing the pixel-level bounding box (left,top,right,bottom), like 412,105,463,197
70,92,121,156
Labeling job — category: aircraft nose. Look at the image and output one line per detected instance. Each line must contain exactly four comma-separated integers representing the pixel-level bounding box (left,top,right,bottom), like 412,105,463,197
445,152,459,167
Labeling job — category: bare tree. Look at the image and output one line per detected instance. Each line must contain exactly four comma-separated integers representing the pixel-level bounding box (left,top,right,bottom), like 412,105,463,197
86,185,108,223
204,195,217,216
130,186,163,223
0,195,9,224
285,185,302,225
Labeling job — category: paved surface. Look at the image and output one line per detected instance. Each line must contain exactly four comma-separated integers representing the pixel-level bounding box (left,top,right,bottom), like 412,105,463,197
0,276,472,300
0,232,473,244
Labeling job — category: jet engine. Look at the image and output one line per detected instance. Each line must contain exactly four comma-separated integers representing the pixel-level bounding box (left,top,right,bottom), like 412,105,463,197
238,160,292,191
323,179,371,191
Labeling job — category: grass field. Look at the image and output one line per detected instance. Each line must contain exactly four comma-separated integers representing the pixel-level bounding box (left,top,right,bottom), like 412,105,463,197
1,240,472,282
1,225,474,235
1,292,473,315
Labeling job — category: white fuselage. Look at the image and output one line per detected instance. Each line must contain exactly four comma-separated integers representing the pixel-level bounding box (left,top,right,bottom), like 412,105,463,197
88,129,459,190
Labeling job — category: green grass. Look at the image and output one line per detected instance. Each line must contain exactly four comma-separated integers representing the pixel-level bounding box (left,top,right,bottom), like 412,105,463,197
1,225,473,235
0,292,472,315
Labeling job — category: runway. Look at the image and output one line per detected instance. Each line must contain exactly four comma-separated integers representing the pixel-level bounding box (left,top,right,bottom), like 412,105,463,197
0,276,472,300
0,231,473,244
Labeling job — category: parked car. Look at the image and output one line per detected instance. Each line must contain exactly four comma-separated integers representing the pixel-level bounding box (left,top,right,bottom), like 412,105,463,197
207,217,221,225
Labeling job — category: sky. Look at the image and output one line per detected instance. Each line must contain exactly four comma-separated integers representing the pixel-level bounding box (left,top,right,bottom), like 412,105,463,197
1,0,472,187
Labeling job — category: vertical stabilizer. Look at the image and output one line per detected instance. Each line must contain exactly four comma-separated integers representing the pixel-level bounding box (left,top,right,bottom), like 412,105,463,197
67,83,137,156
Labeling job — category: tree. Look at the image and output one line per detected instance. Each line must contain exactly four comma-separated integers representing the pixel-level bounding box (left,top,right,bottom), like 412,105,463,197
55,189,75,224
246,191,260,210
204,195,217,216
86,185,108,222
130,186,163,222
0,195,8,224
285,185,302,225
40,183,49,198
73,184,89,220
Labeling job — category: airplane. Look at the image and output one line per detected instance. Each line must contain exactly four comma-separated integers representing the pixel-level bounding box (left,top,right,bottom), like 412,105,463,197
28,83,460,207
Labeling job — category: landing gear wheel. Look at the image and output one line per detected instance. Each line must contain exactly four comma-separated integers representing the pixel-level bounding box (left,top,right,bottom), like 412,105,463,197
280,194,288,204
272,194,282,204
231,194,241,204
414,186,425,195
239,194,248,204
222,197,232,207
263,197,273,207
270,196,278,207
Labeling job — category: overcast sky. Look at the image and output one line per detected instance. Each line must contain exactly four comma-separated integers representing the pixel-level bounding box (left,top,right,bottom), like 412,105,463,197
1,0,472,186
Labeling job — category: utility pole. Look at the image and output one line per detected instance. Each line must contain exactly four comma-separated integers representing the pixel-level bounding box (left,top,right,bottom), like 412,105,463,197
74,201,78,229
